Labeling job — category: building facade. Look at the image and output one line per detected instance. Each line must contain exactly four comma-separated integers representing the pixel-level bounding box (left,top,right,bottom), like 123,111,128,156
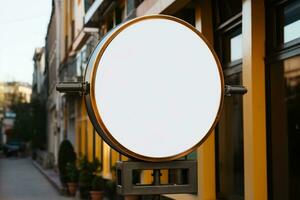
45,0,64,165
44,0,300,199
32,47,47,101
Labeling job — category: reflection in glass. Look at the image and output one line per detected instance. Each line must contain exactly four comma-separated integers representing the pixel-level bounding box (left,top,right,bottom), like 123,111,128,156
284,56,300,199
269,55,300,199
216,72,244,199
230,34,242,62
284,20,300,43
217,0,242,24
284,1,300,43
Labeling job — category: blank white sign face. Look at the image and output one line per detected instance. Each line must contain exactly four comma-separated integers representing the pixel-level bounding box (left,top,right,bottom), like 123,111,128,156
92,16,223,160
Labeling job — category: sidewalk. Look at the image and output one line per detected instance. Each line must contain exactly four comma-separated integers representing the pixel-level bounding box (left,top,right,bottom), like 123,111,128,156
0,157,70,200
31,159,66,194
32,159,110,200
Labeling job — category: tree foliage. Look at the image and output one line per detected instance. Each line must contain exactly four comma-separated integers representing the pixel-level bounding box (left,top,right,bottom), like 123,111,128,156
12,98,46,149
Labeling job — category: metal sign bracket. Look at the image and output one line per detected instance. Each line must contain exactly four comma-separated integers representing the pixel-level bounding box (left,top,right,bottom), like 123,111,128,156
115,160,197,196
56,82,89,95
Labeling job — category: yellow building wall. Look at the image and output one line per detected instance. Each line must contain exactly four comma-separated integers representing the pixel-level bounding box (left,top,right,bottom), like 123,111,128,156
75,99,82,155
102,142,111,179
87,119,93,161
111,149,119,167
95,133,102,161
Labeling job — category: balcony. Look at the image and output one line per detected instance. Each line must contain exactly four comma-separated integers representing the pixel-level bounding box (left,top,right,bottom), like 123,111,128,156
59,42,96,82
84,0,144,26
59,56,80,82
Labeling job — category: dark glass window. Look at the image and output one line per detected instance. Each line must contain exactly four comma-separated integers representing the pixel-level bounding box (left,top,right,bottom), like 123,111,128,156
266,1,300,200
219,27,242,71
215,0,242,25
173,1,195,26
269,0,300,50
213,0,244,199
269,55,300,200
283,1,300,43
216,73,244,199
115,5,124,25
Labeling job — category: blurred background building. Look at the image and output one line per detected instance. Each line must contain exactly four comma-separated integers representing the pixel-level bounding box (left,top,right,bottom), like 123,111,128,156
32,47,47,101
37,0,300,200
0,82,31,144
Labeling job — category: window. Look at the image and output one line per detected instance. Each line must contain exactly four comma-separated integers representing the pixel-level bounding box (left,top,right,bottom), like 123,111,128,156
173,1,195,26
266,1,300,200
115,4,125,25
230,34,242,62
126,0,135,16
213,0,244,199
284,1,300,43
216,0,242,24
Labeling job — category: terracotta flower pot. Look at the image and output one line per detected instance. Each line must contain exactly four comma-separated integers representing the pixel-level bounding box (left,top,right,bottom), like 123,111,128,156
90,191,104,200
67,182,78,196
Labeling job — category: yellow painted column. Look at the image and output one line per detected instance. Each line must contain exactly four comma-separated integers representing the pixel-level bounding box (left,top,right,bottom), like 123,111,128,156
195,1,216,200
242,1,267,200
87,120,93,161
95,134,101,160
102,142,112,179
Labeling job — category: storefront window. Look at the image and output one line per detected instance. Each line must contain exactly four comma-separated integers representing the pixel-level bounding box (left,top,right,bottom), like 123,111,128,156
266,1,300,199
284,1,300,43
269,55,300,200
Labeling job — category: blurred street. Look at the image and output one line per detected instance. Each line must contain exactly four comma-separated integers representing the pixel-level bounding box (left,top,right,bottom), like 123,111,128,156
0,157,70,200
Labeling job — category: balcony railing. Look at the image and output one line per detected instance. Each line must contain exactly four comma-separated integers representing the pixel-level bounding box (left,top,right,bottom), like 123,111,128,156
59,39,97,82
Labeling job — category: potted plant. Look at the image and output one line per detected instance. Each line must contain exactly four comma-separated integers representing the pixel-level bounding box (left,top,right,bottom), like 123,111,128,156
58,140,76,187
79,170,93,199
105,179,117,200
77,156,103,199
90,158,102,174
90,176,105,200
78,156,93,199
66,162,78,196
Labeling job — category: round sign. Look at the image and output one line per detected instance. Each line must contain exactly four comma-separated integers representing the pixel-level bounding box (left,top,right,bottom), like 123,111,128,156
84,15,224,162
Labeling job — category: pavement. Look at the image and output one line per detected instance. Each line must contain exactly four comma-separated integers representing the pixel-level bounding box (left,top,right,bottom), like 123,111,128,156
0,157,71,200
32,159,66,194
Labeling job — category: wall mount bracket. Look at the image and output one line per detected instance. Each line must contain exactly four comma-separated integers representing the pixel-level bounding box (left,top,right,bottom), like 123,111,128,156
56,82,89,95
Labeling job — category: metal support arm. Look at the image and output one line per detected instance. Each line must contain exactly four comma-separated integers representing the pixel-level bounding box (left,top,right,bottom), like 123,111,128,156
56,82,89,95
225,85,247,96
56,82,246,97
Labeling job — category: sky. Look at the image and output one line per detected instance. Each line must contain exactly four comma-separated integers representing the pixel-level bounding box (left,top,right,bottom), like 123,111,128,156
0,0,52,84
